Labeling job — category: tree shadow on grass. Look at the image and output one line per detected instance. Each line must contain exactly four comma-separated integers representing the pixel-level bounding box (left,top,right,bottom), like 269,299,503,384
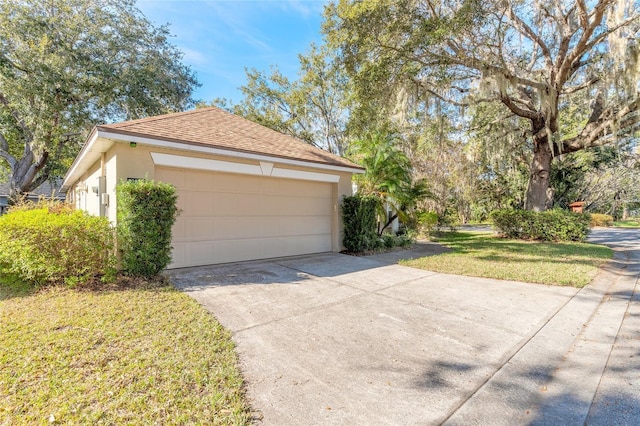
0,272,35,300
0,271,175,301
473,253,612,267
434,232,613,266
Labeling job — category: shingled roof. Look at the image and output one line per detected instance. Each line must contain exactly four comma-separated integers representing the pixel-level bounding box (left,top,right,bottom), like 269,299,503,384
97,107,361,170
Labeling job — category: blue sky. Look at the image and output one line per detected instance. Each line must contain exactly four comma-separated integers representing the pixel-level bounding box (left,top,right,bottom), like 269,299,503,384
137,0,329,104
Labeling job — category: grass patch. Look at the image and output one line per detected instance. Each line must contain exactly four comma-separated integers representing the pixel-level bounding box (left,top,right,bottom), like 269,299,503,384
0,278,250,425
401,232,613,287
613,219,640,228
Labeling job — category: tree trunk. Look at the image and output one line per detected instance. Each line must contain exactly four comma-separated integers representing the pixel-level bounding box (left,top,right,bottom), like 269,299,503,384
7,148,49,205
524,134,553,212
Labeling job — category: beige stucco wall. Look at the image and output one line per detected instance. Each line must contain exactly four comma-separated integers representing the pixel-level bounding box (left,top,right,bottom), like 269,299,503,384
70,161,101,218
68,140,356,251
104,149,117,222
67,149,118,222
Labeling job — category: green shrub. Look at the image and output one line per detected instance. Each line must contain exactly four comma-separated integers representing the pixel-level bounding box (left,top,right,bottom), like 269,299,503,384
590,213,613,227
397,230,416,247
536,209,591,242
417,211,438,236
0,202,115,286
382,233,396,248
490,209,590,242
342,195,379,253
436,209,458,231
116,179,179,277
491,209,538,239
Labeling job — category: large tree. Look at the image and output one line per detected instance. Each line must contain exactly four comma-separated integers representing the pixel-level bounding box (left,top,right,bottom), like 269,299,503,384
212,45,350,155
0,0,198,200
324,0,640,211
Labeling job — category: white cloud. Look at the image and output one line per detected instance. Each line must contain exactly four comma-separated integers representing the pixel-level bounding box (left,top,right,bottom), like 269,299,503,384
278,0,328,18
180,47,209,66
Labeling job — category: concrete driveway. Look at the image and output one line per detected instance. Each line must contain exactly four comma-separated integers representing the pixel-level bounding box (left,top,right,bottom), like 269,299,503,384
167,229,639,425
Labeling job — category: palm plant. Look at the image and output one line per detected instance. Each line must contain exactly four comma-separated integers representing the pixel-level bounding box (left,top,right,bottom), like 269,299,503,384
349,132,429,235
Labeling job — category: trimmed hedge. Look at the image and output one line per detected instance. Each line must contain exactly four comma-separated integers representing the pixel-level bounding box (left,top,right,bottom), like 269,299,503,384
116,179,179,277
0,202,115,286
490,209,591,242
590,213,613,227
342,195,379,253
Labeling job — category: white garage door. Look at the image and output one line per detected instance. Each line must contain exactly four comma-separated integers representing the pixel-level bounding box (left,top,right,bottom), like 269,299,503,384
156,166,334,268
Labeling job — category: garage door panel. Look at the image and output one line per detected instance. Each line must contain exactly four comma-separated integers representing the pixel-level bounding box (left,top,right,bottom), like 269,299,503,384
236,195,262,214
185,170,215,190
311,182,334,198
172,217,187,241
275,179,328,197
186,218,214,241
171,243,187,266
212,173,238,193
282,216,330,237
285,235,332,254
235,174,263,194
262,194,284,217
215,217,286,239
187,242,215,266
213,217,237,240
175,192,187,211
243,216,283,239
213,239,262,263
301,197,333,215
186,191,214,216
156,166,334,268
212,193,238,216
262,178,284,195
158,168,185,188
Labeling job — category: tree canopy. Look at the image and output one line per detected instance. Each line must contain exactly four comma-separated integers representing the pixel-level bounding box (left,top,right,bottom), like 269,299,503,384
0,0,198,199
212,45,350,155
324,0,640,211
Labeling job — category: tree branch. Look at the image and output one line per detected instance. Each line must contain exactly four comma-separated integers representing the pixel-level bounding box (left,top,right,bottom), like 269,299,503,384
557,0,615,84
561,96,640,152
19,151,49,193
0,52,29,73
575,0,590,28
27,172,51,194
561,77,601,94
0,132,17,169
506,3,553,68
499,94,541,120
440,37,548,91
413,78,471,107
0,149,17,169
0,92,33,144
579,14,640,58
0,131,9,153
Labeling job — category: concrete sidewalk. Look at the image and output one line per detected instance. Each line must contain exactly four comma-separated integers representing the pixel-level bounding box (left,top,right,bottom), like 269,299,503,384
167,229,639,425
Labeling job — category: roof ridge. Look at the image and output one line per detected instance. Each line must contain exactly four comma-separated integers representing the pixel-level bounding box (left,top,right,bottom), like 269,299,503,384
99,107,218,129
90,106,362,170
210,106,346,160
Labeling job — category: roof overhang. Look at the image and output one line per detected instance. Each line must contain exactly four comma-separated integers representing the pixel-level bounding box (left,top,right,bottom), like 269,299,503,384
61,128,364,191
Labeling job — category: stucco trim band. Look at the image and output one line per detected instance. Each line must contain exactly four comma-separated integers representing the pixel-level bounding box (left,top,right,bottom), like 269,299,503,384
150,152,341,183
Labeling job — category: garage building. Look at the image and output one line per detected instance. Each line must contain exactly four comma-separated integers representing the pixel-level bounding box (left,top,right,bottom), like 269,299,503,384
61,107,363,268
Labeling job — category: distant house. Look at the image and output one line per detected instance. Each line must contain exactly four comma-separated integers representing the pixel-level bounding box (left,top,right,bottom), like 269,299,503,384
0,178,65,215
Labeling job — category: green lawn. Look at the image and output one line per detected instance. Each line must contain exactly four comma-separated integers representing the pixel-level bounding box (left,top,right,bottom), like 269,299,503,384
402,232,613,287
0,278,251,425
613,218,640,228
